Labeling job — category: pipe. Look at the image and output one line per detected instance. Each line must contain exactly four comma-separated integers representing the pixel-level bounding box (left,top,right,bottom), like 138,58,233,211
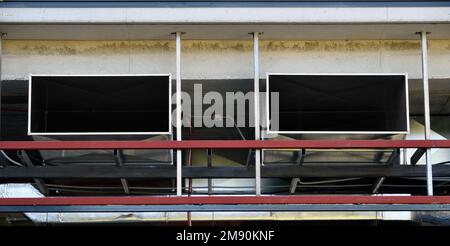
419,31,433,196
253,32,261,196
298,177,362,185
372,177,385,194
175,32,183,196
0,150,23,166
187,122,193,226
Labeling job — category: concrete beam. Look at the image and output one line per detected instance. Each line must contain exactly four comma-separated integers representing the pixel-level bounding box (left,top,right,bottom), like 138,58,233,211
1,7,449,24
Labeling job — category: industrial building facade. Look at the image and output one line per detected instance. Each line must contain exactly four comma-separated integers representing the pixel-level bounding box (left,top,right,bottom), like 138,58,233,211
1,0,450,225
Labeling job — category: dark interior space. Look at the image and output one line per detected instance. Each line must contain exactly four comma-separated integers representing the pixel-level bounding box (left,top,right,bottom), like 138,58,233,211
29,75,171,134
268,74,408,132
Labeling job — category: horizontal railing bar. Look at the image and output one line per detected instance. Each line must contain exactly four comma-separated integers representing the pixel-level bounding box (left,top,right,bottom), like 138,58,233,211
1,195,450,206
2,204,450,212
1,140,450,150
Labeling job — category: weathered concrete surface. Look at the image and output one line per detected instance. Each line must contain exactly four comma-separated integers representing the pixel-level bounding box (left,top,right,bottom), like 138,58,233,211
1,7,449,24
1,40,450,80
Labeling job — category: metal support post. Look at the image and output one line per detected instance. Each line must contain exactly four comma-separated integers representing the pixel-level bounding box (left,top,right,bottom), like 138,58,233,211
207,149,213,194
418,31,433,196
17,150,48,195
113,149,130,194
253,32,261,196
175,32,183,196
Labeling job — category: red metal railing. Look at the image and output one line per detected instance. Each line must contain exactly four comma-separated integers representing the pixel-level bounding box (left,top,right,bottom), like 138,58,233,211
1,139,450,150
1,139,450,208
1,196,450,206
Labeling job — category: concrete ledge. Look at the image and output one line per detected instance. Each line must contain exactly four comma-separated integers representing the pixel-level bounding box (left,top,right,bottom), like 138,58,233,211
0,7,449,24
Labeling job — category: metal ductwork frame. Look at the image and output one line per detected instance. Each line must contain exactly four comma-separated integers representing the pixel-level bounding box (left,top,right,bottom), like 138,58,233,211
263,73,409,166
27,74,173,166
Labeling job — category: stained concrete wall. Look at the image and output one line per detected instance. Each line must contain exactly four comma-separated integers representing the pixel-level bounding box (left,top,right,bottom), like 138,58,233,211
1,40,450,80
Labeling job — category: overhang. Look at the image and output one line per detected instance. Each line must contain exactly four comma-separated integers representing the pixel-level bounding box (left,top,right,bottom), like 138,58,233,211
0,6,449,24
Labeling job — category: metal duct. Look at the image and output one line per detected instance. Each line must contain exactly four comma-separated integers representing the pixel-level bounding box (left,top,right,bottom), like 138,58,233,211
27,74,173,166
266,73,409,136
264,73,409,165
28,74,172,135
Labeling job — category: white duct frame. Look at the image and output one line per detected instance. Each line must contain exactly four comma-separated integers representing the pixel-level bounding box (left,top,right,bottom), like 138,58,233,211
265,72,410,135
27,73,173,136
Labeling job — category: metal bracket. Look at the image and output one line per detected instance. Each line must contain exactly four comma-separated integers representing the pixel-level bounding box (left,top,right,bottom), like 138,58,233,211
410,148,427,166
17,150,48,195
372,177,385,194
387,148,400,166
289,178,300,194
113,149,130,194
295,149,306,166
207,149,213,167
207,148,213,194
245,149,254,167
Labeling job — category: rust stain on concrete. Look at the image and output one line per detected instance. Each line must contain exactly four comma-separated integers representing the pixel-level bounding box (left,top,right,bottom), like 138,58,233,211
185,41,251,52
384,41,420,50
262,40,422,52
4,40,174,55
3,40,447,55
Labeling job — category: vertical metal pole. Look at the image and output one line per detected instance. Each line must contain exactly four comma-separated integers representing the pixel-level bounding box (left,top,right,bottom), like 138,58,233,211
0,34,3,144
253,32,261,196
0,33,2,81
207,149,213,194
175,32,183,196
419,31,433,196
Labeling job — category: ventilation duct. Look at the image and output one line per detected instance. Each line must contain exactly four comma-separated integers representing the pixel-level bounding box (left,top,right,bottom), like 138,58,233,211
28,74,172,135
27,74,173,165
264,73,409,165
266,73,409,137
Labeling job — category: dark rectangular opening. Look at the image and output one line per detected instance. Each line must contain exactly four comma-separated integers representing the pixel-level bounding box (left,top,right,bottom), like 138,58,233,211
29,75,171,135
267,73,408,133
